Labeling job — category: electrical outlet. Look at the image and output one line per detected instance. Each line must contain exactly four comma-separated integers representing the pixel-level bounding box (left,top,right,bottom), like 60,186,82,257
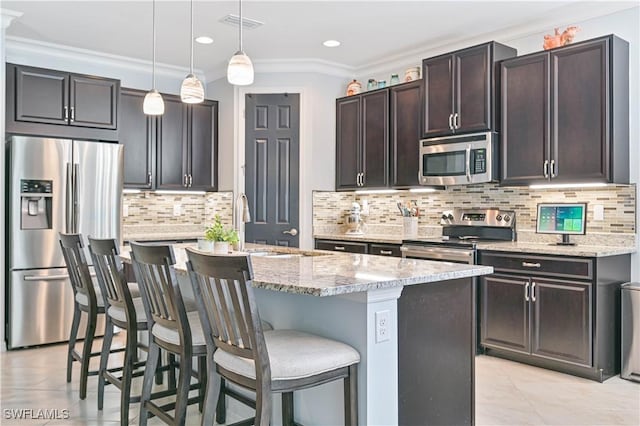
375,310,390,343
593,204,604,221
122,205,129,217
173,204,182,216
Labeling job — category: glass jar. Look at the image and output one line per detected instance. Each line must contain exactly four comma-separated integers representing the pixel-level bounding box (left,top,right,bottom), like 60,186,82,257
378,80,386,88
367,79,377,90
390,74,400,85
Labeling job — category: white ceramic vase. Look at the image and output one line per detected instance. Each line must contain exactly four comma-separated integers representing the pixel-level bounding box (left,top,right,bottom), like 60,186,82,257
213,241,230,255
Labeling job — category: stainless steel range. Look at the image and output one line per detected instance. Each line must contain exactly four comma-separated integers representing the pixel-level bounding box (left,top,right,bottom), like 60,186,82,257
401,208,516,264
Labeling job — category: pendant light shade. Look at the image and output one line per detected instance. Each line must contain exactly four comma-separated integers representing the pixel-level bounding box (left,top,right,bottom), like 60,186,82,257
143,89,165,115
180,0,205,103
144,0,164,115
227,0,254,85
227,51,254,85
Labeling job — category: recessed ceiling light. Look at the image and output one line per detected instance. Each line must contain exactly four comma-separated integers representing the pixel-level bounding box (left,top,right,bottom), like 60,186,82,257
323,40,341,48
195,36,214,44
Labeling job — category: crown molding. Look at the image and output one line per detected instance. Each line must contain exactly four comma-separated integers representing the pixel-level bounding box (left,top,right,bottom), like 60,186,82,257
5,36,206,83
205,57,354,83
355,3,639,77
1,9,22,30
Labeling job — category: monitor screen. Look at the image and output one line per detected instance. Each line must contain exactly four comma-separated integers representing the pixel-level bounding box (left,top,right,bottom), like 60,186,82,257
536,203,587,235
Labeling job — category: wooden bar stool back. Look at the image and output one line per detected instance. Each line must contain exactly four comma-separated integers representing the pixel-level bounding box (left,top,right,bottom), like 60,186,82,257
130,242,206,426
185,249,360,426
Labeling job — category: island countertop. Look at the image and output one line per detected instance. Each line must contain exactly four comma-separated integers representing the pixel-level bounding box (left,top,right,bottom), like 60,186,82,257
120,243,493,297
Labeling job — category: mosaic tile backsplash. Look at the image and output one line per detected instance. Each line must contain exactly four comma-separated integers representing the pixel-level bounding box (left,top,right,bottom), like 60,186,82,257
313,184,636,239
122,191,234,238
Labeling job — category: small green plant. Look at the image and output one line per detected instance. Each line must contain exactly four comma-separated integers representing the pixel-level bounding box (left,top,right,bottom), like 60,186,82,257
204,215,239,243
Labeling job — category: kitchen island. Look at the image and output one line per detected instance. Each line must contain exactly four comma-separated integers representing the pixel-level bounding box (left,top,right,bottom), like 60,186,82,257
121,243,493,425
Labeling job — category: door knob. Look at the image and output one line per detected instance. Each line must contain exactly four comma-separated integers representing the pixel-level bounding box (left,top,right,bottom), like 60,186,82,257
283,228,298,236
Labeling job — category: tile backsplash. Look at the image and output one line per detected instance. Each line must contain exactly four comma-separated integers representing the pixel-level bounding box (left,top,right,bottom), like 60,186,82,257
313,184,636,239
122,191,233,239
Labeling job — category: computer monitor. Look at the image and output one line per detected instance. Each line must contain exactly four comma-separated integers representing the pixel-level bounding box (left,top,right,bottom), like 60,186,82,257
536,203,587,246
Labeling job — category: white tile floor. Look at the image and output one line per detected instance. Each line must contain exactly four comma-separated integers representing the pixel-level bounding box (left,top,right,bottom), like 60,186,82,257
1,335,639,425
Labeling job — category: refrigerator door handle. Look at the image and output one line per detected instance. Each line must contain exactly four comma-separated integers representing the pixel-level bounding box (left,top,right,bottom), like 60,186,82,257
73,163,80,233
24,272,95,281
66,163,73,233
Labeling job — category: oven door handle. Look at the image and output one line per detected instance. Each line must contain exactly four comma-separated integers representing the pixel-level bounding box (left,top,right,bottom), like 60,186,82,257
400,246,474,263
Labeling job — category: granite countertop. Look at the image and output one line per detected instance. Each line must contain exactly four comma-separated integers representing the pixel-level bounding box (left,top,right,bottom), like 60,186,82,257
476,241,636,258
124,232,201,242
120,243,492,297
314,233,404,244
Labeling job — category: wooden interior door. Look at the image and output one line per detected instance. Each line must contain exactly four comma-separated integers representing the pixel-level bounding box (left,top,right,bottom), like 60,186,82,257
245,93,300,247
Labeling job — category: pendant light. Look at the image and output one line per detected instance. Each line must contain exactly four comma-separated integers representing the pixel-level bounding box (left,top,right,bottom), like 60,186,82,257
143,0,164,115
227,0,254,85
180,0,204,103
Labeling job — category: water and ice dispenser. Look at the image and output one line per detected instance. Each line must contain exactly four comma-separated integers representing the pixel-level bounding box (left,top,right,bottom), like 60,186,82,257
20,179,53,230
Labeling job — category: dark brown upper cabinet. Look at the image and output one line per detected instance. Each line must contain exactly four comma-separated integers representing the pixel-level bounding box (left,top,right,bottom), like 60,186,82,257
336,89,389,190
156,94,218,192
501,35,629,186
422,42,516,138
6,63,120,141
120,88,155,189
390,80,422,188
119,89,218,192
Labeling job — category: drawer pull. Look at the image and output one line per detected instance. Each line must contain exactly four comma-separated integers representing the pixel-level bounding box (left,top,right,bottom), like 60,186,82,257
522,262,541,268
334,246,345,251
380,250,393,255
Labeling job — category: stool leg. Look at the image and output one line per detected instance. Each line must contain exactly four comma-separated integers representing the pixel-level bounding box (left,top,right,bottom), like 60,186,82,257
168,353,177,390
255,381,272,426
216,378,226,424
79,310,97,400
344,364,358,426
97,316,114,410
174,349,193,426
139,340,160,426
198,355,207,413
67,305,81,383
282,392,294,426
202,352,218,426
120,329,136,426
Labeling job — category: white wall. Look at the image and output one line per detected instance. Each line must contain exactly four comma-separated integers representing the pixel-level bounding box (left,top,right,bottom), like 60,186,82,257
357,6,640,280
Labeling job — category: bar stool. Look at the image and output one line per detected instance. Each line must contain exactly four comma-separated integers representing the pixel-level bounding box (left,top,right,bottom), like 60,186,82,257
90,237,176,425
59,233,126,400
129,242,207,426
185,249,360,426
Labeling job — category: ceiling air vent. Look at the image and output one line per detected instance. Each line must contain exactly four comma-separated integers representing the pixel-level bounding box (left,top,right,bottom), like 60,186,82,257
220,14,264,30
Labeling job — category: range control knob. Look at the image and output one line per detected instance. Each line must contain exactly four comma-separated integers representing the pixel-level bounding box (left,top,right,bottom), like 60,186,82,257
503,215,511,222
496,214,503,221
441,214,449,221
447,214,454,221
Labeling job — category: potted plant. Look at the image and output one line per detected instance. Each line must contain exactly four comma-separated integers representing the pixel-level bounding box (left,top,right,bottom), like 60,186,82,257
204,215,238,254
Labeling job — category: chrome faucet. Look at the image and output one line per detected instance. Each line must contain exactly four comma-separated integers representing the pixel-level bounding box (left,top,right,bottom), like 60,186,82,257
236,193,251,251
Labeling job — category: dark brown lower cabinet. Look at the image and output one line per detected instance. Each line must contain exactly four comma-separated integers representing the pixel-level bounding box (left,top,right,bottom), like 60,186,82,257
479,251,629,381
314,239,402,257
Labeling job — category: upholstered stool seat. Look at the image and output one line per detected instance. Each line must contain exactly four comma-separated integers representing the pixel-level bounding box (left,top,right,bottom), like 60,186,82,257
215,329,360,381
106,297,147,323
152,311,206,347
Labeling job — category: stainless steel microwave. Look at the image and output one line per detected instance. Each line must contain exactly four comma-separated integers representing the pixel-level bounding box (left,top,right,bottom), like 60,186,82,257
419,132,498,186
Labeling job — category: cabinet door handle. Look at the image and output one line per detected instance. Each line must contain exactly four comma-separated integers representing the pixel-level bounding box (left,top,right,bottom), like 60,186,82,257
183,174,188,187
550,160,556,178
531,282,537,302
522,262,541,268
448,113,454,130
525,282,530,302
543,160,549,178
188,174,193,187
334,246,346,251
380,250,393,255
64,106,69,121
70,106,75,122
147,172,152,187
454,112,460,129
361,172,365,186
357,172,361,187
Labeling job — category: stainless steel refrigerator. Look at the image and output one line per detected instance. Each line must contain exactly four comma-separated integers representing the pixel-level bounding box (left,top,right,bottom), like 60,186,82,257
5,136,123,349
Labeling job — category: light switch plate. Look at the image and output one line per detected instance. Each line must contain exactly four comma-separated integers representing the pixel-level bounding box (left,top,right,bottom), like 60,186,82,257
123,205,129,217
173,204,182,216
